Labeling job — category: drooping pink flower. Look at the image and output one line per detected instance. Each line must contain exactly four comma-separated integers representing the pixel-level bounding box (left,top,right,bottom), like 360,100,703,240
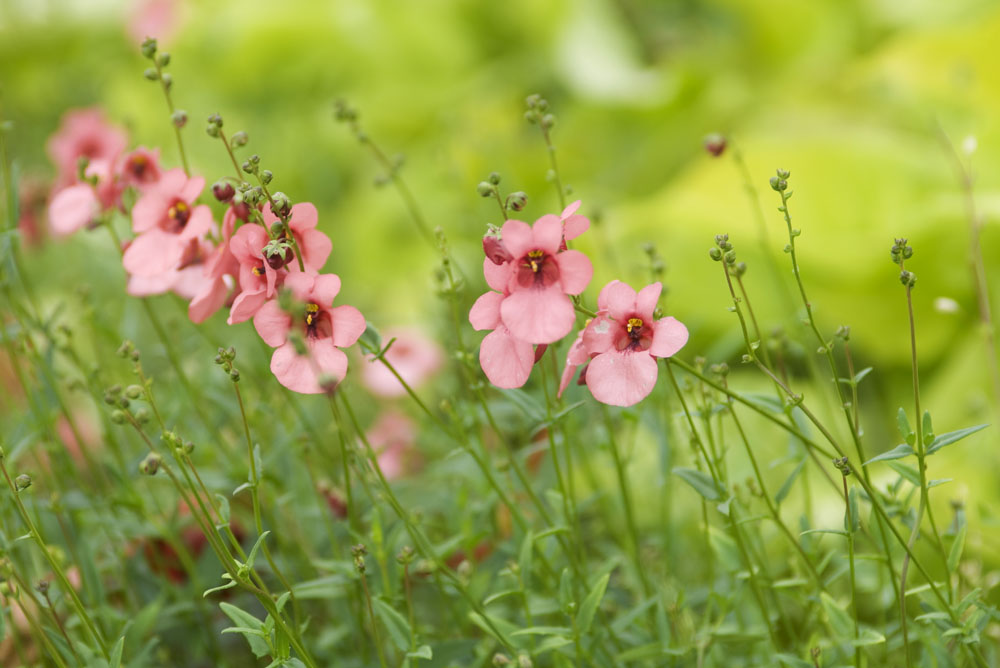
366,411,419,480
559,200,590,248
361,327,444,398
228,221,295,324
123,168,213,277
46,108,128,189
253,273,366,394
188,207,240,323
260,202,332,273
126,238,216,300
562,280,688,407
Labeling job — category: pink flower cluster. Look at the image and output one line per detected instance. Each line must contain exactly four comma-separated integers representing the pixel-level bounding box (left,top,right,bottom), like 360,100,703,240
45,107,364,394
470,202,689,407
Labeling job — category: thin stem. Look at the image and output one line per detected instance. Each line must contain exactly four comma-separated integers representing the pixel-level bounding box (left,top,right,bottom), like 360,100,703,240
40,585,83,665
359,566,388,668
151,57,189,175
843,473,861,668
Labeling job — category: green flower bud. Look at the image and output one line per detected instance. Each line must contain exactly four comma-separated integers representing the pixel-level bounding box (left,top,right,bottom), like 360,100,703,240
126,384,144,399
14,474,31,491
507,191,527,211
488,171,501,185
110,410,127,424
231,131,248,147
161,73,172,90
139,452,162,476
140,38,158,59
476,182,493,197
143,68,159,81
171,110,187,128
708,247,722,261
156,52,170,67
134,408,151,425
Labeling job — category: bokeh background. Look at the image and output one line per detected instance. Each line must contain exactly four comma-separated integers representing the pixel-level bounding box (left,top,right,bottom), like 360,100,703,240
3,0,1000,546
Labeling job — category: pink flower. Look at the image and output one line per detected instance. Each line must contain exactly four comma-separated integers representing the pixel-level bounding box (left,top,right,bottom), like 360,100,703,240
46,108,127,189
562,280,689,407
366,411,419,480
123,168,213,277
253,273,366,394
559,199,590,248
47,159,120,237
188,207,240,323
492,214,592,343
260,202,332,272
126,238,215,299
361,327,444,397
470,286,535,389
228,221,295,324
117,146,162,192
127,0,181,45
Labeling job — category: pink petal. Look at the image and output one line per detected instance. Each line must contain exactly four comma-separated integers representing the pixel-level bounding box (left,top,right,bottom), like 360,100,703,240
228,289,268,324
270,338,348,394
288,202,319,230
582,313,615,354
283,273,316,301
500,219,533,259
483,257,512,292
330,304,365,348
500,286,575,344
179,174,205,204
557,330,588,398
561,200,581,218
132,189,168,233
48,184,98,237
179,205,213,241
122,229,183,277
554,250,592,295
531,214,563,254
469,291,504,330
597,280,637,322
586,350,658,407
311,273,342,305
230,224,268,264
188,276,231,323
298,228,332,271
649,317,689,359
479,327,534,389
253,300,291,347
635,282,662,320
126,272,173,297
170,265,204,299
562,215,589,242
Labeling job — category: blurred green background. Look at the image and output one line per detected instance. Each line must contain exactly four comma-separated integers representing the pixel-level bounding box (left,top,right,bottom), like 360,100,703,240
3,0,999,533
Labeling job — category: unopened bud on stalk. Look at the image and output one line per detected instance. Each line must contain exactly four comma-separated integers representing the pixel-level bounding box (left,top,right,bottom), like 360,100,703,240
141,38,158,59
110,410,127,425
143,68,159,81
156,52,171,67
14,474,31,491
213,182,235,202
35,580,49,594
134,408,151,424
139,452,162,475
231,131,249,147
161,73,172,90
171,110,187,128
507,191,527,211
708,247,722,261
488,171,501,185
260,170,273,185
126,385,144,399
476,182,493,197
703,133,727,157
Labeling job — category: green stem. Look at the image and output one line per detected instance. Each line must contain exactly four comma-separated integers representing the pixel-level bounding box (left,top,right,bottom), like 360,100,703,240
843,473,861,668
151,58,189,176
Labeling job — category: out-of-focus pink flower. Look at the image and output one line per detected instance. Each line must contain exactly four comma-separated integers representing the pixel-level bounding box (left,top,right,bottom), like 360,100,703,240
470,286,534,389
46,108,127,189
561,281,688,407
127,0,181,45
47,159,120,237
361,327,444,397
253,273,366,394
126,238,216,299
366,411,418,480
118,146,162,192
123,168,212,277
260,202,332,272
17,178,49,247
188,208,240,323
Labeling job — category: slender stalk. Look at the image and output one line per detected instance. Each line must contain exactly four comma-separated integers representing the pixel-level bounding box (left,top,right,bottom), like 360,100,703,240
0,454,110,659
357,558,389,668
149,54,189,175
39,584,83,665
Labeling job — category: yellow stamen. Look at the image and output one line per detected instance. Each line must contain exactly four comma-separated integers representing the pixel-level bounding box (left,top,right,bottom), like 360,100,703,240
527,249,544,273
305,303,320,326
252,266,264,276
626,317,643,333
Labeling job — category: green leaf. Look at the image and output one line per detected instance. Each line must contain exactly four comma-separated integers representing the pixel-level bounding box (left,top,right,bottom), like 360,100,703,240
948,525,967,574
851,628,886,646
897,407,913,444
708,527,741,572
922,411,934,446
483,589,522,606
359,320,383,352
245,530,271,571
887,461,921,486
672,467,719,501
863,444,914,465
109,635,125,668
510,626,571,636
820,592,853,639
846,487,860,534
253,444,264,480
774,458,806,506
407,645,432,659
926,424,989,456
373,597,411,652
558,568,573,613
215,494,230,523
576,572,610,636
740,393,785,414
467,612,515,648
203,574,238,597
220,602,269,657
232,482,253,497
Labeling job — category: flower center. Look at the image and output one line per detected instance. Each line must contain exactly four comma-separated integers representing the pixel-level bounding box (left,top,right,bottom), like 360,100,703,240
626,317,643,334
166,200,191,231
251,263,265,276
616,316,653,352
516,249,560,288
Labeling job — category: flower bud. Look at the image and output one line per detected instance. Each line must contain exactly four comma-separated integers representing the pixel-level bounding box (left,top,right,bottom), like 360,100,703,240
269,192,291,218
140,38,158,59
161,73,172,90
260,170,273,185
35,580,49,595
213,182,235,202
229,369,240,383
483,236,512,265
488,171,501,185
171,110,187,128
125,384,144,399
769,176,787,192
776,168,791,179
241,160,253,174
703,133,726,157
14,474,31,491
507,191,527,211
231,131,248,147
139,452,162,475
110,410,127,424
206,123,220,138
143,68,159,81
724,250,736,265
708,247,722,261
476,182,493,197
156,52,171,67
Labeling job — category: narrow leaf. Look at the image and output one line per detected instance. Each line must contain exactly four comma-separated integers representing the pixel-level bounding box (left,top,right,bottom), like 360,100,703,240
372,597,411,652
948,525,967,574
926,424,989,456
863,444,913,466
897,407,912,443
820,592,853,639
672,467,719,501
774,458,805,506
887,461,920,486
407,645,432,659
109,636,125,668
576,573,610,636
